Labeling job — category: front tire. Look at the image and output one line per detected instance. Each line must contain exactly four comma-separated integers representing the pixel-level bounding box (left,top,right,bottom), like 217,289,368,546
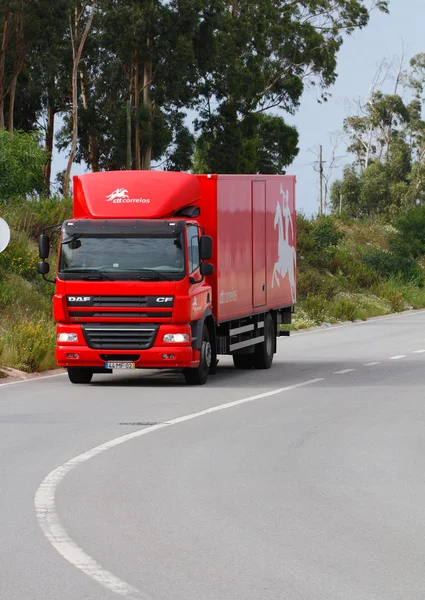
253,313,275,369
67,367,93,384
183,324,211,385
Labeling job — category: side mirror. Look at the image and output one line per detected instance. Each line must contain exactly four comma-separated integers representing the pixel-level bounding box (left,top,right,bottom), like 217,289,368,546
200,262,214,277
70,239,81,250
37,261,50,275
39,234,50,260
199,235,213,260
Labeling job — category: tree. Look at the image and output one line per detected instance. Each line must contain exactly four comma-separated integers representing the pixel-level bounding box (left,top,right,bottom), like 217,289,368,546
63,1,96,197
56,0,204,173
193,0,389,173
343,92,411,169
331,51,425,218
0,129,47,199
194,110,299,174
330,166,362,217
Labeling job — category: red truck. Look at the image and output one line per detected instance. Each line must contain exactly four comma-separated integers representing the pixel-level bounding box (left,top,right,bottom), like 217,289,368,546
37,171,296,385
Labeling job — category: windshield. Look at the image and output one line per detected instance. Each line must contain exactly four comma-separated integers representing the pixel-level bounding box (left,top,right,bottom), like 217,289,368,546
59,235,185,280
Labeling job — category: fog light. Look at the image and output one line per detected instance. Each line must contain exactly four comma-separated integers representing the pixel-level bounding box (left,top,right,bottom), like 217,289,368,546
169,354,175,360
162,354,168,359
57,333,78,343
163,333,189,343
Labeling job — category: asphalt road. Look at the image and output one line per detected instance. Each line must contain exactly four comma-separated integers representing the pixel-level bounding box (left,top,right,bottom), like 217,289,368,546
2,311,425,600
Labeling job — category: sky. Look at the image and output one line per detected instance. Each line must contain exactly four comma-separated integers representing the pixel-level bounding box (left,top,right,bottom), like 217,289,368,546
52,0,425,216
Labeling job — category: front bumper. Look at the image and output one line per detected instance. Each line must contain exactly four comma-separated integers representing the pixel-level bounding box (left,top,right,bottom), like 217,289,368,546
56,323,199,370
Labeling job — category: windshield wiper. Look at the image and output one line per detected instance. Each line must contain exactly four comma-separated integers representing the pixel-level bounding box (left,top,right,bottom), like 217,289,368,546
125,268,172,281
62,269,112,281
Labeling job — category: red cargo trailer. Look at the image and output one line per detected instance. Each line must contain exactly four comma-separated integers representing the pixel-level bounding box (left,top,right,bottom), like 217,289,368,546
37,171,296,385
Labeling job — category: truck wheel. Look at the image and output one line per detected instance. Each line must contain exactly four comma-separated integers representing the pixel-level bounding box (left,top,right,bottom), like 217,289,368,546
253,313,275,370
67,367,93,384
183,324,211,385
233,354,254,369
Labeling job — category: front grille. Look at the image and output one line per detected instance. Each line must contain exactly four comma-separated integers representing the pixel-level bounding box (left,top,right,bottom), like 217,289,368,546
67,295,174,308
70,311,172,319
91,296,149,307
82,324,158,350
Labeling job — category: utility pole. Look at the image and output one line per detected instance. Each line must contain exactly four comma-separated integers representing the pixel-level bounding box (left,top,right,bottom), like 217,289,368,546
126,97,132,170
319,144,323,216
340,193,343,216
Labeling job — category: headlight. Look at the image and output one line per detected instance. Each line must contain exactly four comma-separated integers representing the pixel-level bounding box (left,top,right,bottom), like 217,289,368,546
163,333,190,343
57,333,79,343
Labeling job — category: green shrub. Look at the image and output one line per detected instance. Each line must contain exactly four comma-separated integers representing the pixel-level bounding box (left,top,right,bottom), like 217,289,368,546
302,294,329,324
311,216,345,249
0,319,56,372
391,205,425,259
326,296,363,322
362,248,424,283
297,268,339,299
0,233,39,281
0,273,52,317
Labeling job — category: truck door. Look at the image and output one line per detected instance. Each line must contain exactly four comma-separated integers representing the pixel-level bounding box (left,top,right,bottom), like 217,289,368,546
252,180,267,308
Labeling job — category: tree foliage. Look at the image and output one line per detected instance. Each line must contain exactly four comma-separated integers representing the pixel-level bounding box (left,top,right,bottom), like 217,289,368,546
331,53,425,218
0,129,47,199
0,0,389,193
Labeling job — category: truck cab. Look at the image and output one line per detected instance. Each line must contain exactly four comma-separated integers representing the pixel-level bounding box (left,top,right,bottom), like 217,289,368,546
38,171,215,385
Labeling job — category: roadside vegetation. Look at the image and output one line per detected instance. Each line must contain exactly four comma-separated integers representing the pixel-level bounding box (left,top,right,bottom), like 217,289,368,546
290,212,425,330
0,186,71,374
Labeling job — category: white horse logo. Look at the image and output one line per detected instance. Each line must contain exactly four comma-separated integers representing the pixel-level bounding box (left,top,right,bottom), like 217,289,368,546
106,188,129,202
272,185,296,302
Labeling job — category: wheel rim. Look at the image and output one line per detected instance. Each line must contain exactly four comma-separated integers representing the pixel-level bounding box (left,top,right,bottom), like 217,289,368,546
203,340,212,369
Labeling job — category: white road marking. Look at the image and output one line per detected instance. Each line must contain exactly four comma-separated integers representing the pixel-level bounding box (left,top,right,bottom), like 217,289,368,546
364,362,381,366
390,355,406,360
333,369,355,374
412,350,425,354
0,372,65,387
35,377,324,598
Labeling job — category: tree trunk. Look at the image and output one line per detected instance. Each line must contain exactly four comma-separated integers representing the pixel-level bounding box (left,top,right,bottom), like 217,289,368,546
79,68,99,171
141,48,152,170
63,3,95,197
8,5,25,136
134,51,141,169
0,7,10,129
43,102,55,193
8,76,16,135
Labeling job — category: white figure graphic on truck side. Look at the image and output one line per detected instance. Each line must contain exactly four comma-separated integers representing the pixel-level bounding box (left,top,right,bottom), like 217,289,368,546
272,184,296,302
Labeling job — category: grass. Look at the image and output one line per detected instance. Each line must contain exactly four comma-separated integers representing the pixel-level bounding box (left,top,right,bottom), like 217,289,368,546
0,197,69,373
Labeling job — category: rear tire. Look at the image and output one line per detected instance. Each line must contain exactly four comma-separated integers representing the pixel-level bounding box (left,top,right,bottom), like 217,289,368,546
67,367,93,384
233,354,254,369
183,325,211,385
253,313,275,369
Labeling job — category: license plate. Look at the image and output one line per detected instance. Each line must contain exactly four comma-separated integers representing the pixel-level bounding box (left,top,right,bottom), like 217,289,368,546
105,362,136,370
